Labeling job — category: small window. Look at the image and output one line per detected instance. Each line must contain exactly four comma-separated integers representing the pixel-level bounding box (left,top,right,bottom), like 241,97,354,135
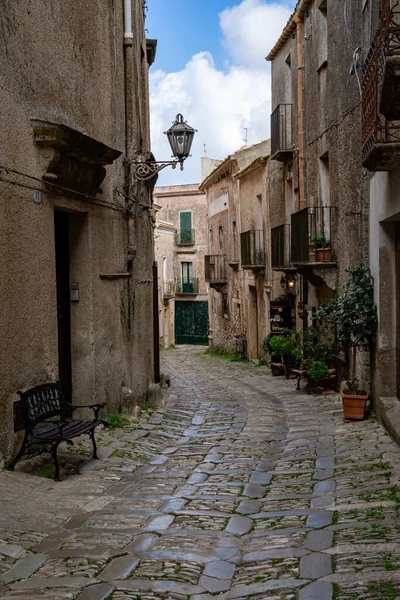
318,0,328,69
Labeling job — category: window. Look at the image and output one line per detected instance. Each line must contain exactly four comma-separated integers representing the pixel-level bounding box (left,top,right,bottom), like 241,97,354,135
285,54,292,104
232,220,237,261
319,153,330,207
179,211,193,244
181,262,194,293
318,0,328,69
219,226,224,252
181,261,192,282
163,256,167,282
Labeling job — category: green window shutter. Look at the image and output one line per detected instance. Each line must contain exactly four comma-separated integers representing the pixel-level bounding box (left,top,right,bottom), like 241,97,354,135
179,212,192,244
180,211,192,230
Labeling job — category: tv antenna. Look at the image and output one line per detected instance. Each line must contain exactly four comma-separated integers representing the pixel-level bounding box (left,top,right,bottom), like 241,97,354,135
240,127,248,145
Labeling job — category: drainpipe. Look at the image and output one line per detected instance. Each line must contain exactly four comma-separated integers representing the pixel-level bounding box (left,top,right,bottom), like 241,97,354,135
124,0,133,42
123,1,134,343
295,13,305,211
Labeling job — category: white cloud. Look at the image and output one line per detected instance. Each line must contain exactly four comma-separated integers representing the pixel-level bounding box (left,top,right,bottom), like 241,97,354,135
220,0,293,68
150,0,293,186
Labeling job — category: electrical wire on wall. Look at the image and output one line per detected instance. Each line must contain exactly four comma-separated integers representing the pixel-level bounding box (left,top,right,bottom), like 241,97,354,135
0,165,126,213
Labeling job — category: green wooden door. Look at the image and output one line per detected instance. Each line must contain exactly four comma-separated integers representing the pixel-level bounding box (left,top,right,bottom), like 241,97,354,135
175,301,209,345
180,211,192,244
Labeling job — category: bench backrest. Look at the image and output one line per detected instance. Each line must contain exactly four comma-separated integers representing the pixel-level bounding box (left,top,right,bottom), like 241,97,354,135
17,382,71,430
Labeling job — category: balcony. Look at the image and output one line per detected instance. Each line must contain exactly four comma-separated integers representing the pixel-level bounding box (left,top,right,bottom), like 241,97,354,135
205,255,227,286
175,278,199,295
241,230,266,269
270,104,293,162
379,0,400,119
271,224,293,271
291,206,336,266
176,229,195,245
162,281,175,300
362,1,400,170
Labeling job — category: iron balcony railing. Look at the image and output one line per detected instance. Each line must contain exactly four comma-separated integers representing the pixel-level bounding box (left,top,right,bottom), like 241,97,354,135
175,277,199,294
362,0,400,170
162,281,175,299
291,206,336,265
205,255,227,283
271,104,293,162
176,229,195,245
271,224,291,269
241,230,266,268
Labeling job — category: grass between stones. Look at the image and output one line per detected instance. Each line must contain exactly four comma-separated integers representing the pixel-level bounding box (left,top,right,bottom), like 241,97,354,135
204,346,243,362
333,581,398,600
107,413,132,429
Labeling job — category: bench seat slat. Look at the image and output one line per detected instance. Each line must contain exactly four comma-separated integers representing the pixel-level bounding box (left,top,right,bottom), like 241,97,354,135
34,419,103,441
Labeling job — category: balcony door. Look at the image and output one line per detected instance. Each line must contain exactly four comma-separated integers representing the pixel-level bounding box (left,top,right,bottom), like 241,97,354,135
180,211,192,244
182,261,193,293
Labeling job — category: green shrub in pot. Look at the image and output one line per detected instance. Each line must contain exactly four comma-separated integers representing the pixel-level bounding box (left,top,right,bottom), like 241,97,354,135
307,361,330,383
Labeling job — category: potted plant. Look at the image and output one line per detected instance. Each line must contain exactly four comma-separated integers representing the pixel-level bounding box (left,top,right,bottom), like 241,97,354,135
341,378,369,420
268,335,287,375
311,234,331,262
267,332,301,378
316,265,378,419
307,360,331,387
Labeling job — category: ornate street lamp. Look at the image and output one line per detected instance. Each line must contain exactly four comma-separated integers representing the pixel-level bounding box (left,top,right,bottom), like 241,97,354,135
127,114,197,182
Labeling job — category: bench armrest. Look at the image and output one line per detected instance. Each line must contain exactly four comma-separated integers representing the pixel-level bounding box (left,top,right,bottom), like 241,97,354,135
69,403,105,419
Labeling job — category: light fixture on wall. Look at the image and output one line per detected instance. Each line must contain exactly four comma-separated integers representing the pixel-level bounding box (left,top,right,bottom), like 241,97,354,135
280,273,297,292
126,114,197,182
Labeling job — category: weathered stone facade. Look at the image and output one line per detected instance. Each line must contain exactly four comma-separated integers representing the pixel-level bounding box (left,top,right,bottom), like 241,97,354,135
153,184,209,346
267,0,370,382
200,141,271,359
0,1,157,467
361,1,400,439
154,213,176,349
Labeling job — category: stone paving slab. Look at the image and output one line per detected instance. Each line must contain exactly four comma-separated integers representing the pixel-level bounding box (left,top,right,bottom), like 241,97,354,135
1,346,400,598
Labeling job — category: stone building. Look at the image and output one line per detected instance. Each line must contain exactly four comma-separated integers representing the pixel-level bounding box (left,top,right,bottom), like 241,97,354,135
361,0,400,438
200,140,271,360
266,0,369,377
0,1,158,467
153,184,209,346
154,207,176,349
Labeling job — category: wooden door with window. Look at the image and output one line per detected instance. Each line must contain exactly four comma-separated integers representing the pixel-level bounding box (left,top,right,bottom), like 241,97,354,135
181,261,193,293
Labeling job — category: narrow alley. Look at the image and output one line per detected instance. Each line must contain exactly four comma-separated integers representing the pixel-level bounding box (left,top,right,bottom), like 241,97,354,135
0,347,399,599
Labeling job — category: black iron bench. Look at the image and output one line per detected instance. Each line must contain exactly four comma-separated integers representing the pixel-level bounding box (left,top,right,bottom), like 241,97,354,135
8,382,107,480
292,368,309,390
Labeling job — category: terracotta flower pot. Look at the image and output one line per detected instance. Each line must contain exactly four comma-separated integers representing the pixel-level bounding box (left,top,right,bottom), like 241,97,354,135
315,248,331,262
271,363,284,376
340,391,369,420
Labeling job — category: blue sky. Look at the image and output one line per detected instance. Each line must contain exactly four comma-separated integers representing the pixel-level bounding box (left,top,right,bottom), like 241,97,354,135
146,0,240,73
147,1,295,185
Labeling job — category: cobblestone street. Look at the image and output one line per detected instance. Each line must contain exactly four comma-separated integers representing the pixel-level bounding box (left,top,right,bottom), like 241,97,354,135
1,346,400,599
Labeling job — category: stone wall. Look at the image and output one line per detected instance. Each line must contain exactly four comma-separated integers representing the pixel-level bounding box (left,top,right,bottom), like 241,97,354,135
0,0,155,466
267,0,369,362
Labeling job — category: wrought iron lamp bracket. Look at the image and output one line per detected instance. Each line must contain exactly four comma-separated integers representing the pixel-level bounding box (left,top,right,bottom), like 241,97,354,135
125,156,184,182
